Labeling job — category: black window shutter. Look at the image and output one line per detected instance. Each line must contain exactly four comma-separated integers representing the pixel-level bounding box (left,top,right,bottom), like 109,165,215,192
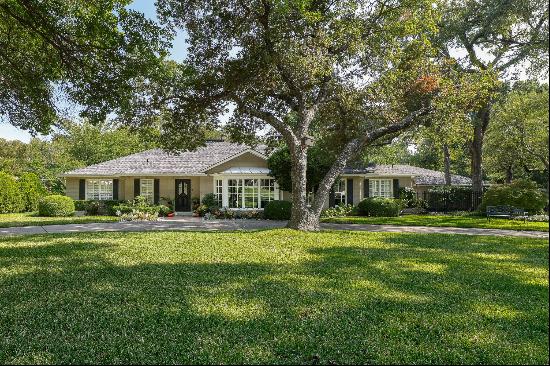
346,178,354,205
393,179,400,198
364,179,369,198
329,188,335,208
134,178,140,198
79,179,85,200
154,179,160,204
113,179,119,200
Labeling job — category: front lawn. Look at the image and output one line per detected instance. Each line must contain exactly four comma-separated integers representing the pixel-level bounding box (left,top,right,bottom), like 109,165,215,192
0,212,118,228
323,214,549,231
0,230,547,364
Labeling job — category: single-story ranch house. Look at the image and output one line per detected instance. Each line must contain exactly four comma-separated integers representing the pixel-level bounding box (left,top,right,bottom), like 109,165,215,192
62,140,475,212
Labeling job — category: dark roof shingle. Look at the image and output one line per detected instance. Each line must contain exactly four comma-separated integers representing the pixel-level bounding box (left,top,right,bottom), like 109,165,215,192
62,141,266,176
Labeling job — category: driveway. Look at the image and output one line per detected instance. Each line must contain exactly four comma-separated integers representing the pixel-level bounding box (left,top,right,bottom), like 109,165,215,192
0,217,548,238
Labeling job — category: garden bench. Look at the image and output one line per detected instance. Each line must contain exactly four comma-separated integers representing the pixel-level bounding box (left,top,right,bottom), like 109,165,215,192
486,205,527,221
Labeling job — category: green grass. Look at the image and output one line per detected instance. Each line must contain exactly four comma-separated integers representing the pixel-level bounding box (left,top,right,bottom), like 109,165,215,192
0,212,118,228
0,230,547,364
322,214,549,231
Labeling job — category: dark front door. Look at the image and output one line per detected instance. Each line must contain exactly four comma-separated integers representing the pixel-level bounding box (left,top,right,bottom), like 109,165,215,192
175,179,191,211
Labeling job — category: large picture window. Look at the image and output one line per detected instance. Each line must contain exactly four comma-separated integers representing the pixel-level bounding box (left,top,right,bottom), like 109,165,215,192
369,179,393,198
334,179,346,206
140,179,154,204
220,178,278,209
86,179,113,200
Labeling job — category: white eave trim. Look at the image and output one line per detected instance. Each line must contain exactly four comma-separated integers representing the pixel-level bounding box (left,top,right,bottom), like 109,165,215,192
203,149,268,172
60,172,208,177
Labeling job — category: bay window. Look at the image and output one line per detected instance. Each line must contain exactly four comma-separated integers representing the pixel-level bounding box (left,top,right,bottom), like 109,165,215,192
369,179,393,198
260,179,276,208
86,179,113,200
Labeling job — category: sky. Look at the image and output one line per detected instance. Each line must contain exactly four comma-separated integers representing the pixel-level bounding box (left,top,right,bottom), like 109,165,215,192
0,0,188,143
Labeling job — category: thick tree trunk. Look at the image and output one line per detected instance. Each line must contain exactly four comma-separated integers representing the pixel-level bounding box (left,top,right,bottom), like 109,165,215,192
470,106,490,193
287,144,321,231
443,144,452,186
505,165,513,183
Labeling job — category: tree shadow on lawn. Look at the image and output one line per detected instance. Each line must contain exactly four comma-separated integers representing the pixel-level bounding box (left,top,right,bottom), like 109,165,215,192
0,232,547,364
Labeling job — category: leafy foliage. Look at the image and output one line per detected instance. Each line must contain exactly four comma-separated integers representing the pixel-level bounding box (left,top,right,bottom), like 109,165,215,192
321,204,354,218
479,179,547,214
38,195,75,217
264,201,292,220
484,81,549,185
0,0,169,133
357,198,403,217
17,173,48,212
267,146,333,192
0,171,23,213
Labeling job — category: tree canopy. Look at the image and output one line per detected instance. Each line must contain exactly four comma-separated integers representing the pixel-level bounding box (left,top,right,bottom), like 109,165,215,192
0,0,169,133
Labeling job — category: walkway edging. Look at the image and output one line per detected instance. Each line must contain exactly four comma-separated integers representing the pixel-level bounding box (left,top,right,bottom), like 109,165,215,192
0,219,547,238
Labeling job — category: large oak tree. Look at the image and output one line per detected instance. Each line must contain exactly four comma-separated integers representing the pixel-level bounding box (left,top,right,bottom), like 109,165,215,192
152,0,445,230
437,0,549,193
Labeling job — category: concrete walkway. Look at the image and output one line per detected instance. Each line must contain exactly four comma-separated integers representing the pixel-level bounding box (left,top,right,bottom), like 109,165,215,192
0,217,547,238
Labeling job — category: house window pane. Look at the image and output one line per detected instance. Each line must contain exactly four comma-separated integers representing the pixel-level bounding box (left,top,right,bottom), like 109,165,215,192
243,179,258,208
260,179,275,208
86,179,113,201
228,179,242,208
369,179,392,198
334,179,346,206
140,179,154,204
215,179,223,206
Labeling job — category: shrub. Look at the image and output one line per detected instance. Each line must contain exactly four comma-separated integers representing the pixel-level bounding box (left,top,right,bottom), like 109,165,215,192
264,200,292,220
201,193,218,208
113,196,163,217
194,204,210,217
0,172,23,213
425,186,478,212
321,204,354,218
18,172,47,212
357,198,403,217
38,195,75,217
73,200,124,216
479,179,547,214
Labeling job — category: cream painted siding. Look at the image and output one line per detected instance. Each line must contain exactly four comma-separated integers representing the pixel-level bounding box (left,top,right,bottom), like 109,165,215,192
65,178,80,200
200,176,213,200
207,152,267,174
159,177,174,201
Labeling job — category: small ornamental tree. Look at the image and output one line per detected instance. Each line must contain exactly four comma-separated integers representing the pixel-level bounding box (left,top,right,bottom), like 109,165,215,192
0,171,23,213
18,172,48,212
145,0,449,231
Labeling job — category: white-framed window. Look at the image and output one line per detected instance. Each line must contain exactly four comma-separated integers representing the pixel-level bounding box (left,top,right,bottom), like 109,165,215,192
369,179,393,198
334,179,347,206
140,179,154,204
217,177,279,209
228,179,243,208
215,179,223,206
260,179,276,208
86,179,113,200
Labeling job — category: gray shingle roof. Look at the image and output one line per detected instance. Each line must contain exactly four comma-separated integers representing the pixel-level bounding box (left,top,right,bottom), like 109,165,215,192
62,141,267,176
344,164,475,186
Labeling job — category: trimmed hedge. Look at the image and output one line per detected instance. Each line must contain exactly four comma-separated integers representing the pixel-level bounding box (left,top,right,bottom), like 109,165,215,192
0,172,23,213
357,198,403,217
74,200,124,216
18,172,47,212
479,180,547,214
38,195,75,217
264,201,292,220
